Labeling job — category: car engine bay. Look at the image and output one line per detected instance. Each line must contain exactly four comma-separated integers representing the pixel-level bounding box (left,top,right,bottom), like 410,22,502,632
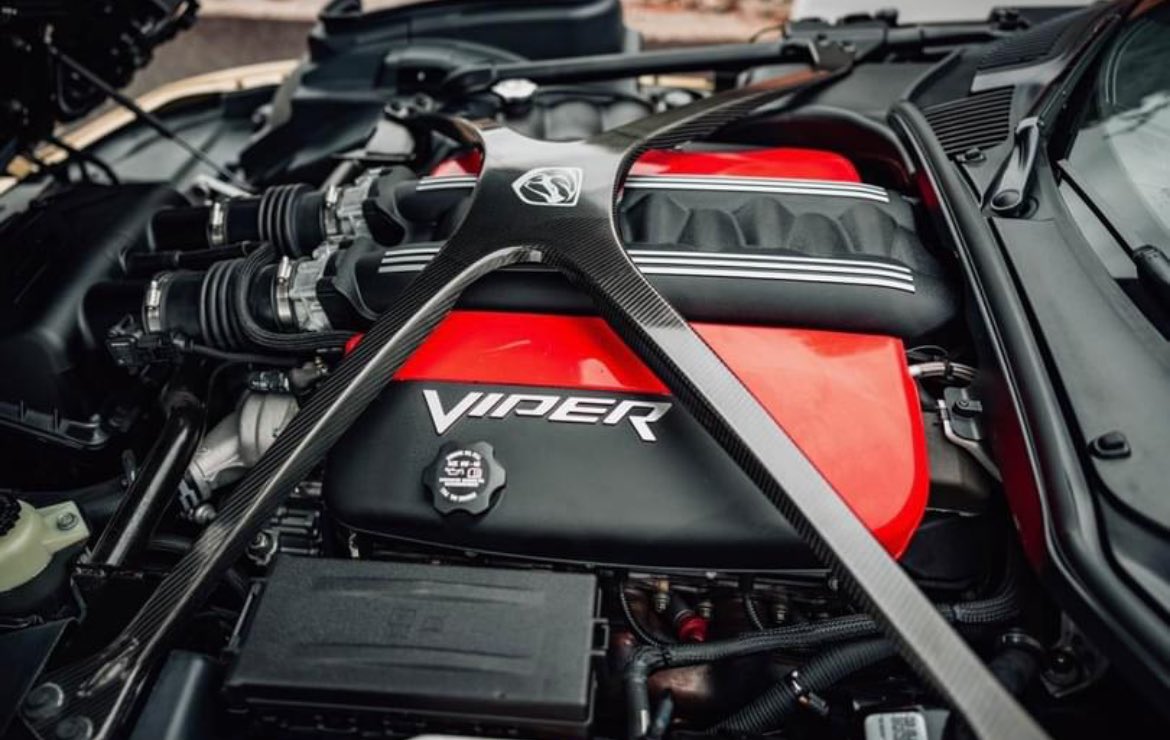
0,1,1161,738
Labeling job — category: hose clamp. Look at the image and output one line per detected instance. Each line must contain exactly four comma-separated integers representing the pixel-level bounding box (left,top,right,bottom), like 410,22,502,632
785,670,830,716
273,256,296,331
142,273,170,333
321,185,342,238
999,629,1044,656
207,200,227,247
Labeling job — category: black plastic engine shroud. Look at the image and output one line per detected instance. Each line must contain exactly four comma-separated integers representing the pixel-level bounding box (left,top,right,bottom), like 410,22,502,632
27,49,1043,740
327,380,824,571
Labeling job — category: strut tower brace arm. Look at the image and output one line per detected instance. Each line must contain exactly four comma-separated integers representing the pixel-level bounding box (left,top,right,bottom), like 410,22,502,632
26,42,1046,740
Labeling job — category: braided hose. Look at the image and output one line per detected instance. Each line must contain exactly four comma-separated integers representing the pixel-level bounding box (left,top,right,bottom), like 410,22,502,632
623,566,1019,738
232,244,353,353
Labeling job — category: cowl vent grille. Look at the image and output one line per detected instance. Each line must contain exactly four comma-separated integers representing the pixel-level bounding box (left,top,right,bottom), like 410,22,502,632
977,7,1098,71
923,87,1015,157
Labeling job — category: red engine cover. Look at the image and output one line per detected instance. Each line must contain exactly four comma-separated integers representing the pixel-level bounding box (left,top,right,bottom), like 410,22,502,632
375,311,929,557
432,145,862,182
402,147,928,557
630,147,862,181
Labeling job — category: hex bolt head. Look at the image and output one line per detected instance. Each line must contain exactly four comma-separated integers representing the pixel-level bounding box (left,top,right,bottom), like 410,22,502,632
962,147,986,164
55,512,79,531
54,715,93,740
23,683,64,720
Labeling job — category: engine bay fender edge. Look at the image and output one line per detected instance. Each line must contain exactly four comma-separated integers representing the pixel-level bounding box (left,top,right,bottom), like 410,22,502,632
888,99,1170,712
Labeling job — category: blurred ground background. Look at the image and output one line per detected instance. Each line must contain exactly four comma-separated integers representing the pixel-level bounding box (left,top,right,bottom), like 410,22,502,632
127,0,792,96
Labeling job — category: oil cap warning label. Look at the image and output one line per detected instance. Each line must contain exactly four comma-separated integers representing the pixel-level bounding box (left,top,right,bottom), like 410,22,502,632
424,441,506,516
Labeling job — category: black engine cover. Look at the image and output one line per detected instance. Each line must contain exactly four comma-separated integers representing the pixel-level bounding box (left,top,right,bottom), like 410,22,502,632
324,380,818,572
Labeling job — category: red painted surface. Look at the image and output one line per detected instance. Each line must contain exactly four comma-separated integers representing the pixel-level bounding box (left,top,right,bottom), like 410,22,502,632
677,615,709,643
629,147,861,182
371,310,928,557
432,146,861,183
394,312,667,393
430,149,483,177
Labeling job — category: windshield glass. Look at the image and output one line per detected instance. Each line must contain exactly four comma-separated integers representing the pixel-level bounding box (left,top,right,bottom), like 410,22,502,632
1068,2,1170,250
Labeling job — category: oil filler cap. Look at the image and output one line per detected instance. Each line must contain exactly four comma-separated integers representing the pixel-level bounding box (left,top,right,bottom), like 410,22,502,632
425,441,506,516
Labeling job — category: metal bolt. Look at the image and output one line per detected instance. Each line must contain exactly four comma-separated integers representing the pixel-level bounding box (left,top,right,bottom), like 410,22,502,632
661,89,694,109
23,683,64,720
652,580,671,614
697,599,714,620
54,716,93,740
55,512,78,532
191,502,217,525
771,600,789,625
961,147,986,164
1045,648,1083,687
953,397,983,417
491,78,538,104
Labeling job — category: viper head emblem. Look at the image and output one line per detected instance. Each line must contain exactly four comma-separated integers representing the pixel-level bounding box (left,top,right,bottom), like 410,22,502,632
512,167,583,207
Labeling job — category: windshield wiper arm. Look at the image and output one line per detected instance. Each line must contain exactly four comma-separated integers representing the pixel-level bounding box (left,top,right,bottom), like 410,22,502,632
986,8,1125,215
988,116,1041,215
1057,158,1170,308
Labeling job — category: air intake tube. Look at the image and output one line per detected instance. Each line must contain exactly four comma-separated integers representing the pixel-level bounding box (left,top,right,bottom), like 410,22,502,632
148,167,427,258
150,184,326,257
142,246,352,355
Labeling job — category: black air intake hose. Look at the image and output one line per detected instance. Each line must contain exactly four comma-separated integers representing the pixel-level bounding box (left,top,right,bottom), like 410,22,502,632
711,639,898,734
150,184,325,257
146,246,349,355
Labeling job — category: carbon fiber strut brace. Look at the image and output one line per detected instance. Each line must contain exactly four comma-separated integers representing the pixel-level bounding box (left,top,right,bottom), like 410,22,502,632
27,45,1046,740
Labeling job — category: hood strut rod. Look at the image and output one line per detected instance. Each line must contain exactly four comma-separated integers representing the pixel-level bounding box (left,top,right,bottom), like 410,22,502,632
45,42,252,191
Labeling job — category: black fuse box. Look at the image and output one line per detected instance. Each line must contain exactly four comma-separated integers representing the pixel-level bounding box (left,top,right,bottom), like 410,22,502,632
225,557,599,737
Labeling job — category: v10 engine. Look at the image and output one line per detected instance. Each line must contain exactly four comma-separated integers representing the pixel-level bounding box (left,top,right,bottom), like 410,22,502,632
121,145,963,575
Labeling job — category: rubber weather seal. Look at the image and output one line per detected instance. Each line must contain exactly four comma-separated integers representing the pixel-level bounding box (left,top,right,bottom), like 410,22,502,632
24,40,1046,740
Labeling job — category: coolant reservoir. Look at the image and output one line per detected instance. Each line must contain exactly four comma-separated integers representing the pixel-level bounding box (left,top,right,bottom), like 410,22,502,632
0,494,89,610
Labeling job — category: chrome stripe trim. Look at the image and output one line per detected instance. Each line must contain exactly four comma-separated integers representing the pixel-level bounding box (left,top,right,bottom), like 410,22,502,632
379,246,442,259
376,264,432,274
416,174,891,200
380,253,441,266
416,176,478,191
629,249,912,273
377,259,915,291
631,255,912,280
637,265,915,292
623,180,889,202
625,174,888,193
381,247,915,279
415,183,478,192
383,246,913,275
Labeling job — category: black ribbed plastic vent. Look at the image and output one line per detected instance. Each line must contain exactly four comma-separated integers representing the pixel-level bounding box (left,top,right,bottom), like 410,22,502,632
977,7,1097,71
0,494,20,537
923,87,1015,157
